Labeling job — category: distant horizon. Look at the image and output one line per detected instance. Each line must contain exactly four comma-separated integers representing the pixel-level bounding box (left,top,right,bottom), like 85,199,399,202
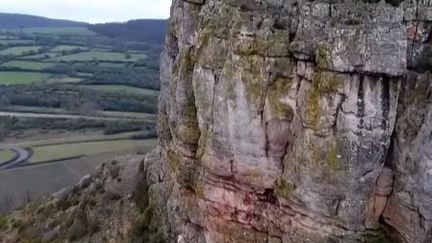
0,0,171,24
0,11,168,25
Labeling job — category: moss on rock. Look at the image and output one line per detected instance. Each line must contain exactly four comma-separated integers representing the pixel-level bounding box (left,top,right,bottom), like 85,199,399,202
305,85,321,127
315,71,344,93
240,56,266,109
326,142,340,172
365,231,393,243
304,71,345,129
268,78,294,121
316,44,332,69
0,214,9,231
168,149,182,171
275,177,297,199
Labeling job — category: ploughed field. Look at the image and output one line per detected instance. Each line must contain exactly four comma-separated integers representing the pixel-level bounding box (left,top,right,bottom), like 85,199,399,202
0,25,162,211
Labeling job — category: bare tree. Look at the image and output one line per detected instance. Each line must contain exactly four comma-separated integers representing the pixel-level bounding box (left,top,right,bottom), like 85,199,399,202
24,189,34,204
1,190,15,212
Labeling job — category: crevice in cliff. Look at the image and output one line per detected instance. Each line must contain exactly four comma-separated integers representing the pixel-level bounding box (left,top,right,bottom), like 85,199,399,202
381,76,391,131
279,140,289,174
362,168,375,178
377,75,402,242
264,122,270,158
210,68,218,127
357,73,366,118
263,66,271,158
334,93,346,130
384,129,396,170
411,0,420,56
261,68,270,125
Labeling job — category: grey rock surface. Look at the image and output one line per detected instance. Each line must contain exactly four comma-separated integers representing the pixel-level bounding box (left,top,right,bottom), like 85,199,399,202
154,0,432,242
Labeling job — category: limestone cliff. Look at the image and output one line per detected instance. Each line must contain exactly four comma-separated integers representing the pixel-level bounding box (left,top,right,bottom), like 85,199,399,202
156,0,432,242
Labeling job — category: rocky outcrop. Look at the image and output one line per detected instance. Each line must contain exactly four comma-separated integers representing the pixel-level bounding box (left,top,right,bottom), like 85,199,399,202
156,0,432,242
0,155,170,243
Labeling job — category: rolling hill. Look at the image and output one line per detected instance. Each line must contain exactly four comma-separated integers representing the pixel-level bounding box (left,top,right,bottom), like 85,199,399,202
88,19,168,44
0,13,86,28
0,13,168,45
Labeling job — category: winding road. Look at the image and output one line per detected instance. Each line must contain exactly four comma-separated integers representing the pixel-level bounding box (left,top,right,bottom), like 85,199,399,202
0,147,32,170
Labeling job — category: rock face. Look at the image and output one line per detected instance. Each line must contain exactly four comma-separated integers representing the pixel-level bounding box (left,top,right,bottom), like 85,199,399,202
155,0,432,242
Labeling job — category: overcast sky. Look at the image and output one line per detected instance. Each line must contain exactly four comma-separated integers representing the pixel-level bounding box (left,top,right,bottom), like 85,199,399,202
0,0,172,23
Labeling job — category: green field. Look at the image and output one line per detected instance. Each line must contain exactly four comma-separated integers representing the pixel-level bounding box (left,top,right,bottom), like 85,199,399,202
0,39,35,45
21,52,58,60
91,47,111,52
0,71,50,85
0,106,71,115
49,51,146,62
0,105,155,120
0,35,17,40
0,46,43,56
0,150,15,164
97,62,126,68
22,27,96,36
50,45,88,52
101,111,156,120
45,76,82,84
30,139,157,163
4,131,155,148
1,61,54,70
83,85,160,96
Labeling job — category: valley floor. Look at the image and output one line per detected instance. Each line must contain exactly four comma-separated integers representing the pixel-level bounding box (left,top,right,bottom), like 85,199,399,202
0,130,157,212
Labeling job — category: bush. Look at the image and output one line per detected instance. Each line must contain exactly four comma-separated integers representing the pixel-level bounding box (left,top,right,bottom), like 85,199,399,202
0,214,8,230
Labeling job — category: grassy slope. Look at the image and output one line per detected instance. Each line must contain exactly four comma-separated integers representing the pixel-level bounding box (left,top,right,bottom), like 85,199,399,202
0,154,159,243
0,153,137,213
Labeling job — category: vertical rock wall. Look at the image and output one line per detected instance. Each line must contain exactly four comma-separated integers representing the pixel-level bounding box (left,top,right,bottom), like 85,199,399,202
155,0,432,242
